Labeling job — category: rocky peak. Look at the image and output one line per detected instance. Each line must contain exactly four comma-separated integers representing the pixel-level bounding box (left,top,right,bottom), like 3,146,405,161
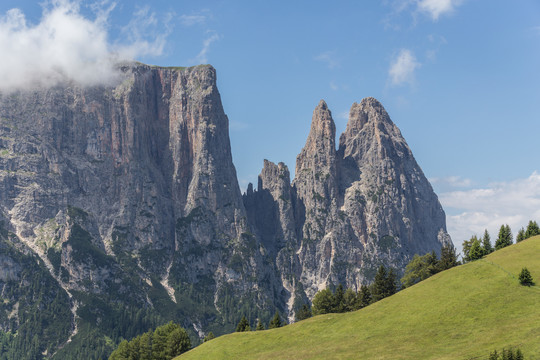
295,100,336,175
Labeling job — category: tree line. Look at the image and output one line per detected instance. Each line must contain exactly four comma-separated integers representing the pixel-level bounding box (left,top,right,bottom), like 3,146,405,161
234,311,285,333
463,220,539,262
108,322,191,360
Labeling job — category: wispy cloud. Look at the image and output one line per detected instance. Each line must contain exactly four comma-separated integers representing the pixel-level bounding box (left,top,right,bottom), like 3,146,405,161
388,49,420,86
179,14,206,27
430,175,472,191
314,51,340,69
385,0,464,25
0,0,172,91
439,172,540,247
193,32,220,64
417,0,464,21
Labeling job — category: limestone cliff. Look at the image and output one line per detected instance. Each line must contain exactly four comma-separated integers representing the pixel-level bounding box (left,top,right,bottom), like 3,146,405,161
244,97,450,316
0,63,449,357
0,63,275,357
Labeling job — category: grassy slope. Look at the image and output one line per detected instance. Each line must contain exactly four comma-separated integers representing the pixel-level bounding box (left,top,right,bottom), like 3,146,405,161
178,236,540,359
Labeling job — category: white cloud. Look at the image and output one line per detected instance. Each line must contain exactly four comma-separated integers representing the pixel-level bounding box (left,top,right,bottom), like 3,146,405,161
439,172,540,249
417,0,463,21
430,175,472,190
388,49,420,86
179,14,206,27
314,51,339,69
192,32,220,64
0,0,171,91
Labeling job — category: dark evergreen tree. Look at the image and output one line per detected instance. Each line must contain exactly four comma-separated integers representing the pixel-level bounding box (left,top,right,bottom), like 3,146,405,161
518,267,534,286
462,237,474,262
204,332,215,342
255,319,265,330
268,312,283,329
236,316,251,332
311,289,334,315
495,224,513,250
489,349,499,360
295,304,312,321
525,220,540,239
482,229,493,254
357,285,372,309
165,327,191,358
437,244,459,271
371,266,397,302
516,227,526,243
469,237,485,261
515,348,524,360
343,288,357,312
333,284,345,313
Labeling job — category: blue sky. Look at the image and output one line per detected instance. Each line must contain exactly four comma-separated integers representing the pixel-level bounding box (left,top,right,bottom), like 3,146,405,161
1,0,539,249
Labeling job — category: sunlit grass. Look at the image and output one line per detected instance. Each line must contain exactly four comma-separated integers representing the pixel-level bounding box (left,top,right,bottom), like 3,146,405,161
178,236,540,359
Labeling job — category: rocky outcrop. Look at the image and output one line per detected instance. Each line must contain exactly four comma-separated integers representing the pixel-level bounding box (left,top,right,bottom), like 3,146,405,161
244,97,450,314
0,63,275,356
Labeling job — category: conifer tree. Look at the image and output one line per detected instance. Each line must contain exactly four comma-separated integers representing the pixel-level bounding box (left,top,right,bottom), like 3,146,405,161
516,227,526,243
343,288,357,312
482,229,493,254
268,311,283,329
295,304,312,321
438,244,459,271
469,237,484,261
255,319,265,330
495,224,513,250
203,332,215,342
357,284,372,309
333,284,345,313
236,316,251,332
371,266,397,302
525,220,540,239
518,267,534,286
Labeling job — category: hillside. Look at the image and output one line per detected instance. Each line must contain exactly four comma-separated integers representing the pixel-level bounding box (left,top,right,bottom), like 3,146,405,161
178,236,540,359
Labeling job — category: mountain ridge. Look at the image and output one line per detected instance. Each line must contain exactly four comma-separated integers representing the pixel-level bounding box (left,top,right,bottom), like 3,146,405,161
0,62,449,358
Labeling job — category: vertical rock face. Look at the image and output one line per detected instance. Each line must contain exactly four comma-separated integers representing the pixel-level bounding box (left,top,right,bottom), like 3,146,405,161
0,63,449,355
244,97,450,314
0,64,274,356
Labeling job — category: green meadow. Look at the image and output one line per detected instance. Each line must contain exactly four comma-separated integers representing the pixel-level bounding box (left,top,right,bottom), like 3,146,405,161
178,236,540,359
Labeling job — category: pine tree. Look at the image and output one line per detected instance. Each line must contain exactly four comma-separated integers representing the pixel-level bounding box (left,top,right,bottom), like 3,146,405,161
236,316,251,332
333,284,345,313
462,237,474,262
343,288,357,312
525,220,540,239
371,266,397,302
516,227,526,243
488,349,499,360
255,319,265,330
469,237,484,260
165,327,191,358
268,311,282,329
518,267,534,286
357,284,372,309
295,304,312,321
495,224,513,250
515,348,524,360
482,229,493,254
438,244,459,271
203,332,215,342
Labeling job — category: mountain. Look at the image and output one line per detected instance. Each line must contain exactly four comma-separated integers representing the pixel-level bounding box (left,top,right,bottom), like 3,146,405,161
0,63,448,358
178,236,540,360
244,98,450,316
